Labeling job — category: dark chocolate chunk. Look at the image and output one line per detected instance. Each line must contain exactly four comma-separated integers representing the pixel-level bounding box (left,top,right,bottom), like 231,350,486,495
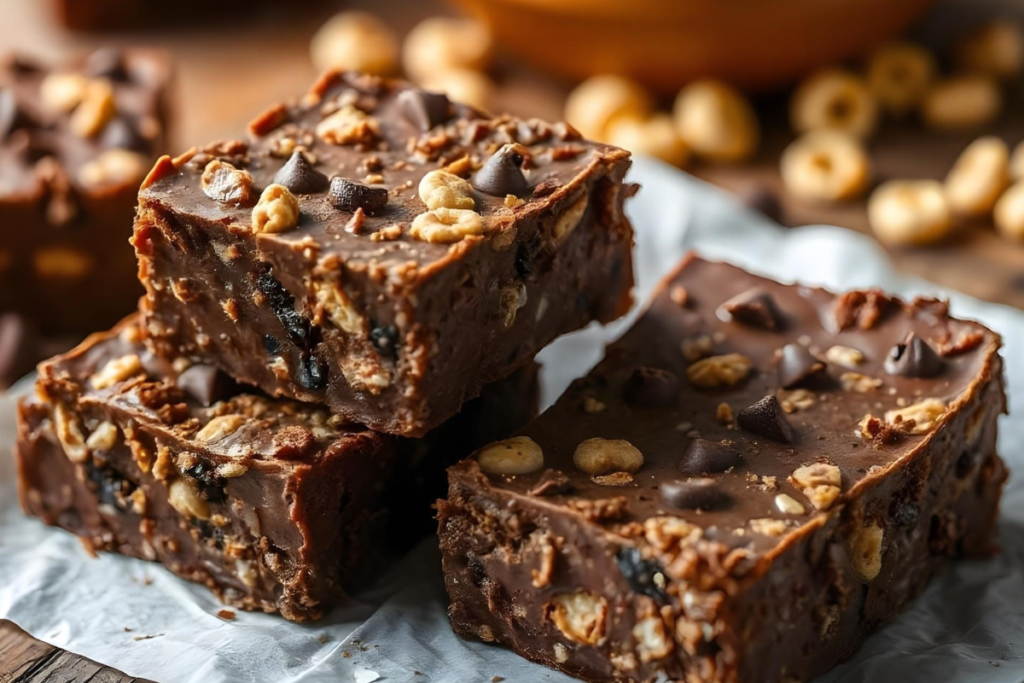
718,287,783,330
257,270,309,344
274,150,329,194
397,88,452,132
329,176,388,214
884,333,944,378
177,364,231,407
660,478,731,510
623,366,679,407
474,143,530,197
84,47,128,80
778,343,825,389
184,462,226,503
679,438,742,475
615,547,667,602
101,117,147,152
262,334,281,355
370,325,399,359
737,395,795,443
528,469,573,497
297,352,327,390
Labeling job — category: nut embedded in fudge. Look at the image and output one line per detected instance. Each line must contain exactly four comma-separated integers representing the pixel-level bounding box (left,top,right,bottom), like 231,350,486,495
438,255,1007,683
0,49,171,334
15,315,537,622
132,70,635,437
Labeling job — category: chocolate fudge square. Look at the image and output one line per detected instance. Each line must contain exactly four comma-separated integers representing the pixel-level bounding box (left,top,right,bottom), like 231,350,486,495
0,49,170,334
133,70,634,437
16,316,536,622
438,255,1007,683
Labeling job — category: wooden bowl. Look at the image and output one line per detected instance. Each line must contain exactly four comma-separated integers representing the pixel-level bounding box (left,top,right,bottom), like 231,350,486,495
452,0,937,93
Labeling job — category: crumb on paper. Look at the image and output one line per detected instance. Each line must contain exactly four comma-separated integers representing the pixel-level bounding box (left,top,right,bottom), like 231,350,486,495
217,609,236,620
342,650,352,658
132,633,164,641
493,677,505,682
353,667,381,683
123,627,133,632
319,633,329,644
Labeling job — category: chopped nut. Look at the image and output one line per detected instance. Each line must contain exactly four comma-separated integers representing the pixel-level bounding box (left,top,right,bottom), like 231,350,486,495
573,438,644,476
791,463,842,511
312,280,365,334
921,76,1001,131
402,17,493,83
632,616,673,662
715,402,733,424
643,516,701,550
53,403,87,463
216,462,249,478
775,493,806,515
866,42,937,117
680,334,713,361
564,74,652,142
85,421,119,452
591,472,634,486
476,436,544,475
839,372,882,393
944,136,1010,217
167,479,211,520
549,591,608,645
673,79,759,162
409,207,485,243
781,131,871,202
885,398,946,434
370,225,402,242
749,518,788,536
583,396,606,414
418,170,475,210
91,354,143,389
954,21,1024,80
686,353,752,389
70,79,116,138
201,160,255,206
778,388,815,413
790,68,878,138
551,192,588,244
606,114,690,167
316,105,379,146
78,149,149,188
310,11,398,75
848,523,884,581
824,345,865,367
40,72,87,112
196,415,246,443
252,184,300,234
553,643,569,663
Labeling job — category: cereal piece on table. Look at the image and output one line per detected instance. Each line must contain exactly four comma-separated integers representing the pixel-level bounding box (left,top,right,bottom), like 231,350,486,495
781,131,871,202
673,79,759,163
790,68,878,138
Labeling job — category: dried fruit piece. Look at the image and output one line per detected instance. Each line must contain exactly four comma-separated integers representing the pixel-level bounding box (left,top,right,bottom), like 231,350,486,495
686,353,752,389
273,150,328,194
944,136,1010,217
474,143,530,197
790,68,878,138
954,21,1024,80
866,42,937,117
402,17,493,83
573,438,644,476
606,114,690,168
737,395,795,443
329,177,388,214
252,184,300,234
622,366,679,407
781,131,871,202
201,160,255,206
884,333,943,378
921,76,1001,131
409,207,485,243
778,343,825,388
679,438,741,475
565,75,652,142
868,180,951,247
718,287,782,329
419,169,475,210
673,79,759,163
659,478,730,510
476,436,544,476
310,11,398,75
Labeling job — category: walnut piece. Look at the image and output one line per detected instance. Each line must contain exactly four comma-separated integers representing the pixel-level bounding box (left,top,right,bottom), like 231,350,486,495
686,353,752,389
252,184,300,234
201,160,255,206
316,104,379,146
476,436,544,475
633,616,673,662
418,170,475,211
196,415,246,443
91,354,143,389
410,207,485,243
839,372,882,393
573,438,644,476
848,523,884,581
791,462,842,511
825,345,865,367
885,398,946,434
549,591,608,645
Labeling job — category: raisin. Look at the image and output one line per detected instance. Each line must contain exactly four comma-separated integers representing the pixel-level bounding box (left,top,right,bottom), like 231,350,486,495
615,547,667,602
297,352,326,390
370,325,399,359
86,462,134,512
257,269,309,344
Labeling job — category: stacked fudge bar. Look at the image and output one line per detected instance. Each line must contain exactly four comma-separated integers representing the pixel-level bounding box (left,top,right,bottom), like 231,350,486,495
440,255,1007,682
15,70,636,620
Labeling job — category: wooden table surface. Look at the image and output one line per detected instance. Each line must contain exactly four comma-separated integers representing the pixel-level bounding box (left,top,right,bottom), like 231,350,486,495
1,0,1023,680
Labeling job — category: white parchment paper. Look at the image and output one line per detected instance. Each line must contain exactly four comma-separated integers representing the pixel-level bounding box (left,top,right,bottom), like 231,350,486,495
2,158,1024,682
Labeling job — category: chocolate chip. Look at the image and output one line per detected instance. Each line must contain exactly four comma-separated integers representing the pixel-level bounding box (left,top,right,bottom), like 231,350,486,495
615,547,667,601
474,143,531,197
176,364,232,407
737,395,795,443
370,324,399,359
84,47,128,80
884,333,944,378
397,88,452,132
718,287,783,330
329,176,388,214
623,366,679,407
660,478,730,510
101,117,147,152
679,438,742,475
528,469,573,497
297,352,326,390
777,343,825,389
0,313,39,389
274,150,328,194
184,462,226,503
257,269,309,344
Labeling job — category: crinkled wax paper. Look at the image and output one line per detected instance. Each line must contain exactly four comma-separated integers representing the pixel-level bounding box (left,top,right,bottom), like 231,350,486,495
2,158,1023,682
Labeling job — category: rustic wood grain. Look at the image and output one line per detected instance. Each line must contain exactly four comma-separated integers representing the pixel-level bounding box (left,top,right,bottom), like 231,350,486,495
0,620,144,683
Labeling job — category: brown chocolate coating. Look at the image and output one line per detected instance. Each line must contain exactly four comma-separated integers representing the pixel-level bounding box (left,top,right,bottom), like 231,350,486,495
16,315,537,622
133,71,634,437
0,49,171,335
439,255,1007,682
